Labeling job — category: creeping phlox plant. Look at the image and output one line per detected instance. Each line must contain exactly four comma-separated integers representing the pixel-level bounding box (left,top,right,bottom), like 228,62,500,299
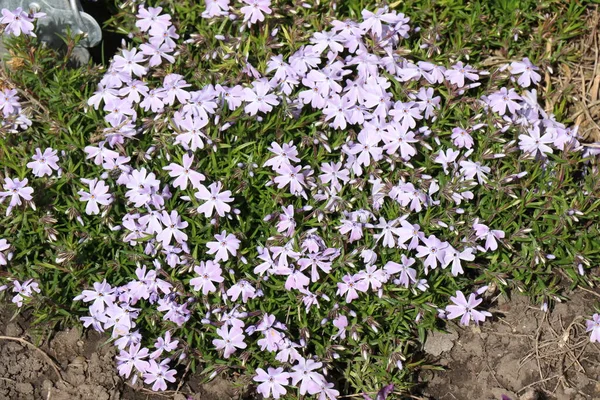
2,1,600,397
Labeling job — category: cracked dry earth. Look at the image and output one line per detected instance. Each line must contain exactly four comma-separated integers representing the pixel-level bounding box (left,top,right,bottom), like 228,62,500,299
420,291,600,400
0,308,238,400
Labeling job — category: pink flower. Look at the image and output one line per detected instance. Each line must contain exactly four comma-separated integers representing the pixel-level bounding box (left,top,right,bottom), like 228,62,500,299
156,210,188,246
163,154,205,190
203,0,230,18
586,314,600,343
1,8,40,37
227,280,257,303
213,325,247,358
254,367,290,399
206,231,240,262
0,239,10,266
518,125,554,158
276,205,296,237
336,274,367,303
27,147,60,177
242,79,279,115
78,179,113,215
194,181,233,217
135,6,172,32
274,164,308,197
240,0,272,24
116,343,150,378
510,58,541,88
113,48,147,77
142,359,177,391
0,177,34,215
473,221,505,251
290,357,325,395
445,290,492,326
444,62,479,88
190,261,224,295
450,127,474,149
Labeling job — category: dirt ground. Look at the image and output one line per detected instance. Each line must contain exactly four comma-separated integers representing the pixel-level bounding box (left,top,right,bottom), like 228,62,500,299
2,291,599,400
420,290,600,400
0,307,239,400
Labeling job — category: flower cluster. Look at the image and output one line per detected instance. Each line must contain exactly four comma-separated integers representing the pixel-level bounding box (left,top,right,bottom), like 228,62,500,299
0,88,32,132
0,0,594,397
66,1,590,395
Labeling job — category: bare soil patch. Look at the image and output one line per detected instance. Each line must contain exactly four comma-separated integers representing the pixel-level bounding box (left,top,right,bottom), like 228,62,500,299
419,290,600,400
0,307,239,400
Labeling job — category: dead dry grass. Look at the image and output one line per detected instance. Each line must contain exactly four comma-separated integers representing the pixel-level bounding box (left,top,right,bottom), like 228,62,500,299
550,6,600,143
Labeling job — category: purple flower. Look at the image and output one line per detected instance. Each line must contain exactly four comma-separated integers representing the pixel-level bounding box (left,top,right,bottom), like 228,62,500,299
151,331,179,359
202,0,230,18
206,231,240,262
242,79,279,115
263,141,300,171
510,58,541,88
290,357,325,395
135,6,172,33
473,221,505,251
336,274,368,303
75,279,116,314
586,314,600,343
360,8,398,38
213,325,247,358
416,235,448,273
0,177,34,215
11,279,40,307
1,8,41,37
445,290,492,326
0,239,10,266
274,164,308,197
518,125,554,158
156,210,188,246
443,246,475,276
0,88,21,116
276,205,296,237
113,48,147,77
163,154,205,190
384,255,417,287
240,0,272,24
26,147,60,177
227,280,257,303
142,359,177,391
450,127,474,149
78,179,113,215
445,62,479,88
487,87,522,116
194,181,233,217
116,343,150,378
190,261,224,295
254,367,290,399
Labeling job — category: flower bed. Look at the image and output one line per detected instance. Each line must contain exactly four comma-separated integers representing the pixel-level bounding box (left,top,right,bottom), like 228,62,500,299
1,1,600,398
